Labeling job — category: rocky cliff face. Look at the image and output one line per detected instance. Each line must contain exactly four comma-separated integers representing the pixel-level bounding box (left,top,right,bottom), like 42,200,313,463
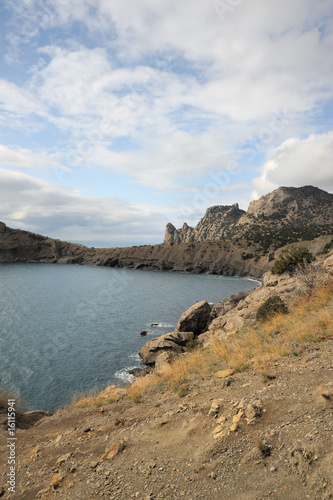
164,186,333,252
164,204,245,244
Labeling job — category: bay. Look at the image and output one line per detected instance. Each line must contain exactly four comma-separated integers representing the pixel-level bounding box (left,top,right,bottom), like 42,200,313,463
0,263,259,411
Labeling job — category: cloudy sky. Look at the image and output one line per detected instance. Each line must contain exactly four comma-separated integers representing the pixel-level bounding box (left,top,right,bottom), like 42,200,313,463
0,0,332,245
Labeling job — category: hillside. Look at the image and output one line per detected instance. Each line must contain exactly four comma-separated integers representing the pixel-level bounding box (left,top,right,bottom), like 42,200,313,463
164,186,333,252
1,253,332,500
1,186,333,279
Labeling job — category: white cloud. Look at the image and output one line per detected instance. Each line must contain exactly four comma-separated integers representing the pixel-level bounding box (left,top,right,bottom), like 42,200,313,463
1,0,333,240
0,169,167,241
4,0,333,125
0,79,45,117
0,144,60,170
252,131,333,198
88,130,232,190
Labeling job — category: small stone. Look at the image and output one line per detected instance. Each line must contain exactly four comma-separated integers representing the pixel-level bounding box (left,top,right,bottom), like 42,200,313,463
216,416,227,424
51,474,64,489
229,422,239,432
158,418,169,426
210,472,217,479
56,452,72,467
212,425,226,439
100,439,126,462
233,410,243,423
270,466,276,472
208,400,223,416
215,369,234,379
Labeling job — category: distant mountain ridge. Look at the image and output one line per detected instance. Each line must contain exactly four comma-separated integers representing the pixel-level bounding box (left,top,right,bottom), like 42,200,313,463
164,186,333,252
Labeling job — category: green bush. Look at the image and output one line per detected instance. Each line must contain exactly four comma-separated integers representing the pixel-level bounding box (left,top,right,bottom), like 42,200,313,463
271,247,314,275
256,295,288,322
241,252,254,260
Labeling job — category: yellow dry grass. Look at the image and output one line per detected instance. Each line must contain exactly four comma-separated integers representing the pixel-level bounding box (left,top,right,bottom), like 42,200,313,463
71,388,106,408
126,279,333,401
72,280,332,406
127,373,160,403
71,385,126,408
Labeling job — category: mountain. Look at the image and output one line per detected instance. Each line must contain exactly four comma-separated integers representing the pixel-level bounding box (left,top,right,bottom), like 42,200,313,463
1,186,332,278
164,186,333,252
164,203,245,244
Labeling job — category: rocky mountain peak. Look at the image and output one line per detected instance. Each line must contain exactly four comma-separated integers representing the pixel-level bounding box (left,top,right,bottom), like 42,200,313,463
247,186,333,218
164,185,333,251
164,203,245,244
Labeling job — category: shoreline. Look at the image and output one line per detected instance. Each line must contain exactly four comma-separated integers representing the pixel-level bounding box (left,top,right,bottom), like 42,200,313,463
1,265,260,414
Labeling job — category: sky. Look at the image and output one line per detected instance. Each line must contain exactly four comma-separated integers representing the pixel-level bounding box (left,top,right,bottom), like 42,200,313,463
0,0,333,246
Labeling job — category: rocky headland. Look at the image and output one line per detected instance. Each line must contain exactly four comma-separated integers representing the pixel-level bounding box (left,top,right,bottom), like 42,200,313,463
1,186,333,279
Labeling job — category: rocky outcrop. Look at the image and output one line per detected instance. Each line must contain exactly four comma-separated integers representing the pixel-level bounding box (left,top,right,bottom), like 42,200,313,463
139,330,194,365
164,203,244,244
198,253,333,344
175,300,211,335
139,300,212,365
164,186,333,252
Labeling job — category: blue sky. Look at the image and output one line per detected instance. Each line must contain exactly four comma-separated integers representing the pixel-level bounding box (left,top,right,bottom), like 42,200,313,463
0,0,333,245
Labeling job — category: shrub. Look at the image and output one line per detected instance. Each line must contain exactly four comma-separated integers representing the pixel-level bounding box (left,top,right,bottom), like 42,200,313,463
295,262,330,295
241,252,254,260
271,247,314,275
256,295,288,322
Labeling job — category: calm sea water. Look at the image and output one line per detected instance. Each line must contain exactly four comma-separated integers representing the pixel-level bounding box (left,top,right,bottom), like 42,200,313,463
0,263,259,411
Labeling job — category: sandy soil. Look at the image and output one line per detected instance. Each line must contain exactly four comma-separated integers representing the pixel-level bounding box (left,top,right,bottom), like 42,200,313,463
1,337,332,500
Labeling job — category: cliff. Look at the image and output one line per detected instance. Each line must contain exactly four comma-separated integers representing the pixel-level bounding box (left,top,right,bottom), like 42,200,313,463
164,203,245,244
164,186,333,252
1,186,333,279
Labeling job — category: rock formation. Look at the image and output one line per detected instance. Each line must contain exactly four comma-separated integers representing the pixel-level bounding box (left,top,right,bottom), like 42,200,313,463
164,186,333,251
164,203,244,244
139,300,211,365
1,186,332,279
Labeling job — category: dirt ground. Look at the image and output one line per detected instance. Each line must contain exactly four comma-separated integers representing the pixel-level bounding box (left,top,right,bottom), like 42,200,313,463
0,336,332,500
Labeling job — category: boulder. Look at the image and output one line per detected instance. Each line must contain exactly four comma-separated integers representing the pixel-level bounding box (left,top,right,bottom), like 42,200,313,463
139,330,193,365
176,300,211,335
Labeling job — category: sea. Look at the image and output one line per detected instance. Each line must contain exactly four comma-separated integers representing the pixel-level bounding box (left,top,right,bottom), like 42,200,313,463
0,263,260,412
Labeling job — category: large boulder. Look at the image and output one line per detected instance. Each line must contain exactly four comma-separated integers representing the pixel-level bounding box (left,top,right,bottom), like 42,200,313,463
176,300,211,335
139,330,193,365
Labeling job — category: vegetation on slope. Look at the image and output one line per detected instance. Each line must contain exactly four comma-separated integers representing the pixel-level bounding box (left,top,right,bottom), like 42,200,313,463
126,278,333,403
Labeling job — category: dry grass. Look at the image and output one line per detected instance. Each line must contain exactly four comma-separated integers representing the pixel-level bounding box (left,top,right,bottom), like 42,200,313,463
127,373,160,403
71,385,126,408
0,386,26,414
76,279,332,406
126,279,333,400
71,388,107,408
